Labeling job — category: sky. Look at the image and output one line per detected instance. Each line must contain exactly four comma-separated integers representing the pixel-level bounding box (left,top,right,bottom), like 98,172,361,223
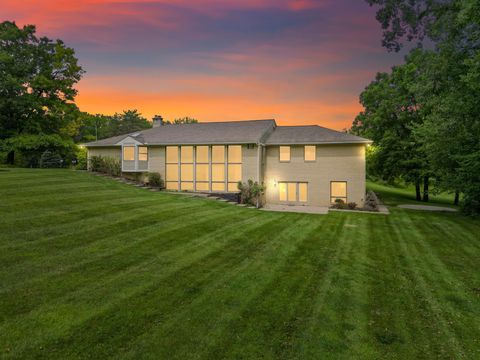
2,0,404,129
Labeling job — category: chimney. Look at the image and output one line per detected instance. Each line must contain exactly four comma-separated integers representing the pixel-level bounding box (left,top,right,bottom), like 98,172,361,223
152,115,164,128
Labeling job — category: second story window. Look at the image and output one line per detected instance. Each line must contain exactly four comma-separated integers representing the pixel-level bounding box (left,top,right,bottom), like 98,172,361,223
279,146,290,162
304,145,316,161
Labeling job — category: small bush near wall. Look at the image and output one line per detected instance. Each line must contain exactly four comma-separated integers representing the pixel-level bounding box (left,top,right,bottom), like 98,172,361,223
238,179,266,208
147,172,164,188
332,199,347,209
89,156,121,177
364,191,379,211
39,150,63,168
75,147,87,170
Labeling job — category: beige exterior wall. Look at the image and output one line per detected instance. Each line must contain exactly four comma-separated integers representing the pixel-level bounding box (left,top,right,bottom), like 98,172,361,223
242,144,260,183
264,144,366,207
87,147,121,170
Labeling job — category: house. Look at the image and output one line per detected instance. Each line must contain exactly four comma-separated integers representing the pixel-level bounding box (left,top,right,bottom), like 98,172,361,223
85,119,372,207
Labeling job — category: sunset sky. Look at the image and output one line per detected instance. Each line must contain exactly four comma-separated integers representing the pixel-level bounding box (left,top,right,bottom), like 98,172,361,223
2,0,404,129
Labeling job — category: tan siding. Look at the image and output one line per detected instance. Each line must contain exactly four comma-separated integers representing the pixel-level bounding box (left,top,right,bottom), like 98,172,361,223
148,146,166,180
242,145,259,183
87,147,121,170
264,144,366,207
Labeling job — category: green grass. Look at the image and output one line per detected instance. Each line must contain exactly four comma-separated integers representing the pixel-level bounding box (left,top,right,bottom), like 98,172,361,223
1,169,479,359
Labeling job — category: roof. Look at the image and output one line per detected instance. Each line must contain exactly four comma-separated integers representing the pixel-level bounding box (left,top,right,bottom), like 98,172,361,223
85,119,276,146
85,119,371,147
264,125,371,145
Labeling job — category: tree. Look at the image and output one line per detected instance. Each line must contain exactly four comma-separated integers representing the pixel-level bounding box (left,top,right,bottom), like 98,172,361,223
106,110,151,137
164,117,198,125
0,21,84,163
352,59,429,201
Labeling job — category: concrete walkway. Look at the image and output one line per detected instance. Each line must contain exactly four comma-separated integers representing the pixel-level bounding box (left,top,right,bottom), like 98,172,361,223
398,204,458,212
260,204,329,215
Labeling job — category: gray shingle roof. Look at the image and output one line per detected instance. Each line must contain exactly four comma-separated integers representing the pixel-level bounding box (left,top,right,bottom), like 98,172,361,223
264,126,371,145
85,119,276,146
85,120,371,147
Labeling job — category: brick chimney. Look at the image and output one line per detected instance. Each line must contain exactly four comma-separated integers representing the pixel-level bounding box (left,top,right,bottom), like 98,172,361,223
152,115,164,128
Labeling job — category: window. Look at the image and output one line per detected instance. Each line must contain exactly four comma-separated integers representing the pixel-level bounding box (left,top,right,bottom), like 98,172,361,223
279,182,308,203
212,146,225,191
123,146,135,161
279,146,290,162
181,164,193,181
196,164,209,182
331,181,347,203
138,146,148,161
166,146,178,163
196,146,209,163
227,145,242,192
166,146,179,190
304,145,316,161
181,146,193,163
212,164,225,182
212,146,225,163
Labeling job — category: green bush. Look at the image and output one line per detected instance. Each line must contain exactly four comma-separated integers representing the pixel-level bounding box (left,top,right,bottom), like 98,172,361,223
332,199,347,209
89,155,121,176
39,150,63,168
75,147,88,170
347,202,357,210
147,172,164,188
238,179,266,208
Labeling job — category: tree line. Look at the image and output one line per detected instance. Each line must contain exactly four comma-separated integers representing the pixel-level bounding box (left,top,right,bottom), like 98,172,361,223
0,21,196,167
352,0,480,215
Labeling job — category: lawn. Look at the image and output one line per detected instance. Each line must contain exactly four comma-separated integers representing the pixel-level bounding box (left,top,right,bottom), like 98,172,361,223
1,169,479,359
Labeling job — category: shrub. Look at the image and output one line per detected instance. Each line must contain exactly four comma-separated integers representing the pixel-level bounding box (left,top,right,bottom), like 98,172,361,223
89,155,121,176
364,191,379,211
238,179,266,208
347,202,357,210
39,150,63,168
147,172,164,188
332,198,347,209
75,147,88,170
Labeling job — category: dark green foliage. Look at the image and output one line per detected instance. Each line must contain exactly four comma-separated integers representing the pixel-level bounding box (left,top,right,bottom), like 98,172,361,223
164,116,198,125
331,198,347,209
39,150,63,168
89,156,121,176
75,147,87,170
1,169,479,359
0,134,76,167
238,179,265,208
0,21,84,140
347,202,357,210
147,172,164,188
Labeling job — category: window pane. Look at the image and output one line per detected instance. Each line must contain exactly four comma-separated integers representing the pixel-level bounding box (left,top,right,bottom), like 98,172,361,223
228,182,239,192
138,146,148,161
228,145,242,163
166,181,178,190
212,146,225,163
212,164,225,181
196,146,209,163
196,182,209,191
287,183,297,202
299,183,308,202
331,182,347,197
166,164,178,181
279,146,290,162
196,164,209,181
304,146,316,161
181,182,194,191
212,182,225,191
123,146,135,161
181,146,193,163
228,164,242,182
166,146,178,163
181,164,193,181
279,183,287,201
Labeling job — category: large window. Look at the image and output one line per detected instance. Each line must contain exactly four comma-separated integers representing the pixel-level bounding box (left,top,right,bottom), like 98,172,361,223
123,146,135,161
304,145,316,161
227,145,242,191
279,182,307,203
331,181,347,203
211,145,225,191
138,146,148,161
166,146,179,190
195,145,209,191
180,146,194,190
279,146,290,162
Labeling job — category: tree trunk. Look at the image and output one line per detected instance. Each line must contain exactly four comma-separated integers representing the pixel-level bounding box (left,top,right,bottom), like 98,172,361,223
422,176,429,202
6,150,14,165
415,179,422,201
454,190,459,206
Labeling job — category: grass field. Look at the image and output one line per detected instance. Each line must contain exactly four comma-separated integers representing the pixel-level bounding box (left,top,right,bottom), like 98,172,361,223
1,169,479,359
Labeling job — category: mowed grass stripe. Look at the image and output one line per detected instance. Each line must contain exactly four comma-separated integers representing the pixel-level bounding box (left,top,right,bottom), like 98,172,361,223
1,169,479,359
